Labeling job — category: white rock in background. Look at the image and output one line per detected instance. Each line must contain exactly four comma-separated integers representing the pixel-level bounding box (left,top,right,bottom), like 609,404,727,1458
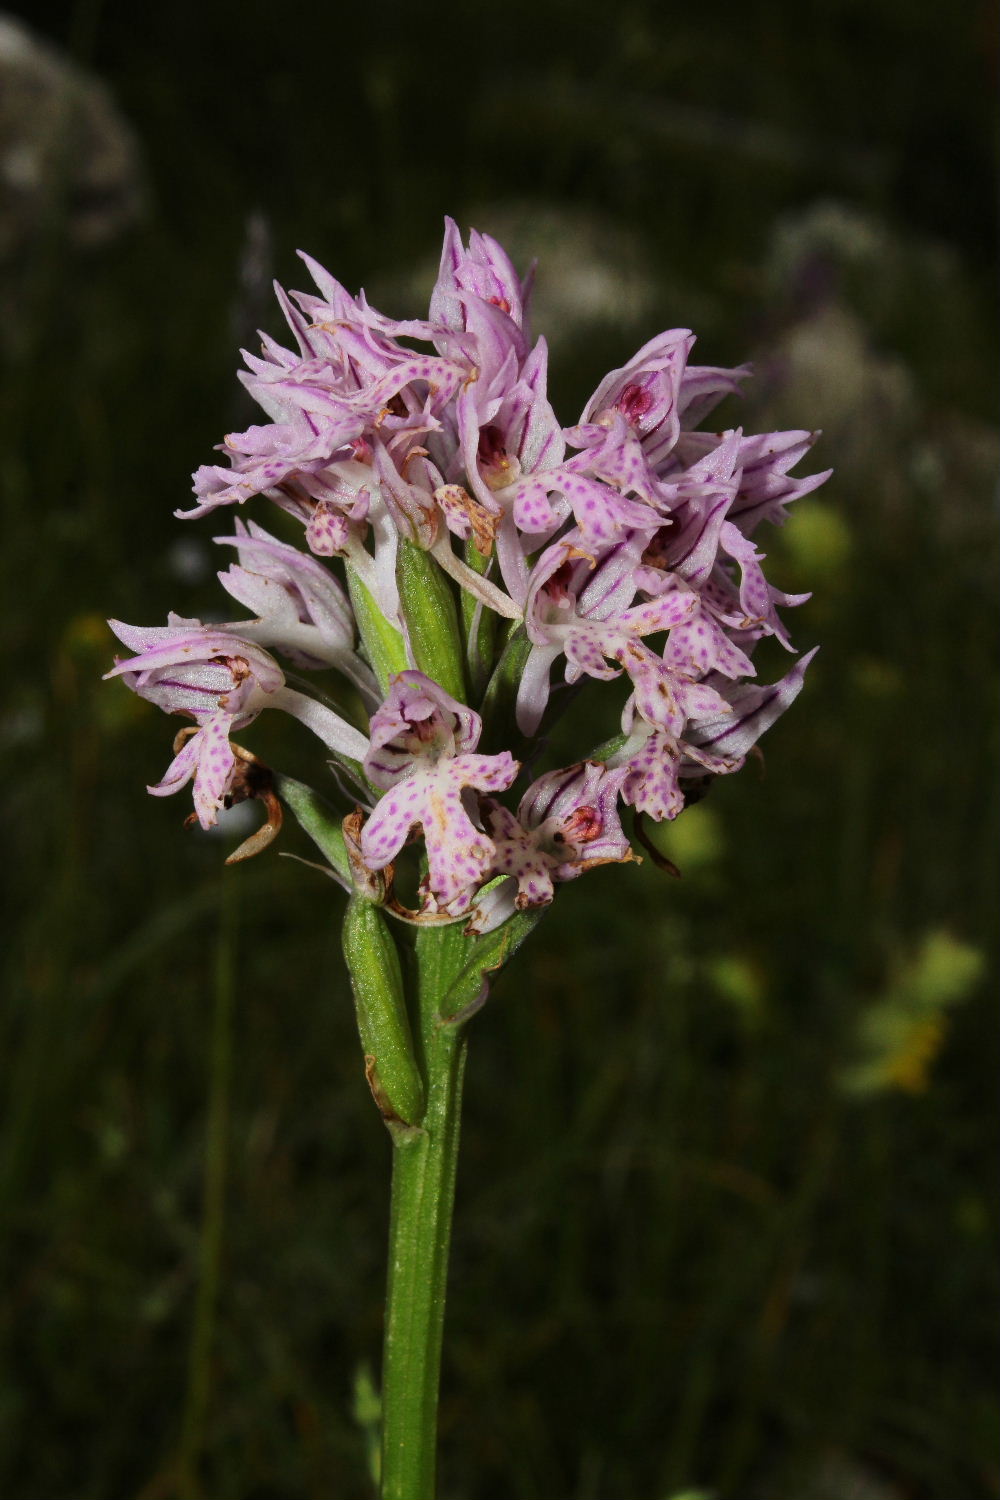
481,202,657,338
0,12,143,259
750,202,918,473
799,1449,903,1500
755,299,915,478
748,199,997,548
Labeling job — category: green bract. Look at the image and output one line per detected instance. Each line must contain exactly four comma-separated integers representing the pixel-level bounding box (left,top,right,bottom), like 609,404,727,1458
395,540,467,704
342,896,425,1130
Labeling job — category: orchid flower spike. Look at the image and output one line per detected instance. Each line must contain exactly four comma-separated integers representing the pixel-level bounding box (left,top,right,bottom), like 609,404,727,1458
107,219,825,920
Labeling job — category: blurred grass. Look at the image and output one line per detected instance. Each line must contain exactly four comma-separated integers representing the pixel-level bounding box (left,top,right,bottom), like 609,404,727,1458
1,1,997,1497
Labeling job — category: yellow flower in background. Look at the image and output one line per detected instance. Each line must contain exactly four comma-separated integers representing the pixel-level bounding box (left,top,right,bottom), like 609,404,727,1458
880,1015,947,1094
840,930,983,1097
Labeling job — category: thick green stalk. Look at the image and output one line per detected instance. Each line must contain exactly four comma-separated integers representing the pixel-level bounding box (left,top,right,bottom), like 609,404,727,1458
370,915,541,1498
379,925,469,1500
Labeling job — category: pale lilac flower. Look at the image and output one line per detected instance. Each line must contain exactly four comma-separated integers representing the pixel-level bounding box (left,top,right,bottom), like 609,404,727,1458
630,432,812,662
467,341,562,491
610,649,818,821
670,427,832,533
568,329,747,478
105,617,369,828
468,762,635,931
454,340,566,603
105,617,285,721
517,533,698,735
183,258,471,527
424,224,568,602
245,280,469,430
185,410,360,521
360,672,518,907
565,329,696,491
214,518,377,698
430,218,532,342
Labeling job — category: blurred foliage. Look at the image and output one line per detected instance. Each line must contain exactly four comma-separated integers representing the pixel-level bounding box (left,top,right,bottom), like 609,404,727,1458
840,931,985,1097
0,1,997,1498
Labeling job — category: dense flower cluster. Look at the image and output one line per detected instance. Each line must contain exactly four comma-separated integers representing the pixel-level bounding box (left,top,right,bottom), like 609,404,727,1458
106,221,826,931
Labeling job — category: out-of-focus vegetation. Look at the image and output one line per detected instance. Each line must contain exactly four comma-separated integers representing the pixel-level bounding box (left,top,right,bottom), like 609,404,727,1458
1,2,996,1497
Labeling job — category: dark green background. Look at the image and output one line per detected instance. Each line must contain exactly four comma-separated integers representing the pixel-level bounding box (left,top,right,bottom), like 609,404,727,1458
2,2,997,1497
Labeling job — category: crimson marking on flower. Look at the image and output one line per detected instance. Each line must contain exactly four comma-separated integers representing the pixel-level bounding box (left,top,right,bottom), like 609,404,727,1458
466,763,637,932
616,382,655,426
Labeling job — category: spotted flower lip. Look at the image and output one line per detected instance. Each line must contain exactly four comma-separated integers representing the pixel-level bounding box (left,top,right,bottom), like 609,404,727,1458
360,672,519,909
610,716,741,824
609,648,818,821
148,718,241,830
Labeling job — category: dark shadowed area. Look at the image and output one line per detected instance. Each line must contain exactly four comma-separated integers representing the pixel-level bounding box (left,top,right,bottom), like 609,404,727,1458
1,2,997,1497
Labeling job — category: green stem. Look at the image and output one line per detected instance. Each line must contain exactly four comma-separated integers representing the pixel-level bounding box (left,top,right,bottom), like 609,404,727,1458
379,927,469,1500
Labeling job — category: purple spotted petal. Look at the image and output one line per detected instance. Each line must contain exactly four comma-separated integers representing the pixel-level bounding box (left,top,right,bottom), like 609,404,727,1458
364,671,484,789
618,730,686,822
687,649,818,758
663,608,755,680
360,769,432,866
361,750,518,906
147,713,238,830
479,761,633,910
